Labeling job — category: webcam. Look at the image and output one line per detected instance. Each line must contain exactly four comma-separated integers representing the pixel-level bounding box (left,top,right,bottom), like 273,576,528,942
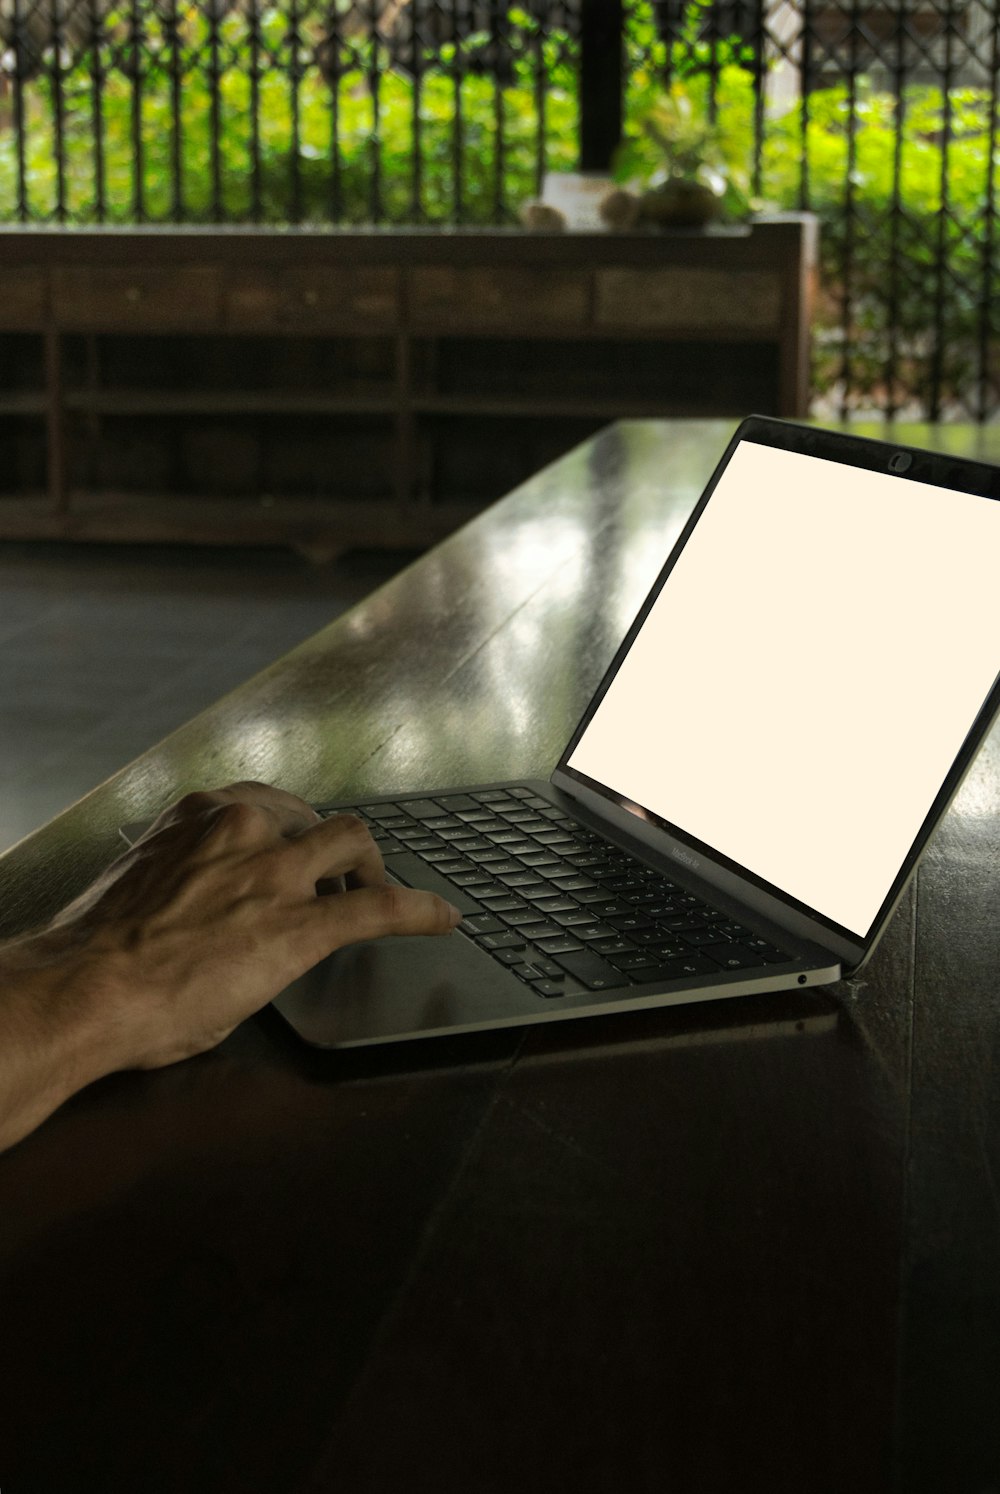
888,451,913,474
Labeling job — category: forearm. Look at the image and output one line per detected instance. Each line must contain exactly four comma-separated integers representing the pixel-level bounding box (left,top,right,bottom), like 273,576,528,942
0,934,116,1154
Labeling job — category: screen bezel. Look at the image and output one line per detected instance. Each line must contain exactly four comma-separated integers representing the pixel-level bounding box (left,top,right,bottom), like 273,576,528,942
553,415,1000,968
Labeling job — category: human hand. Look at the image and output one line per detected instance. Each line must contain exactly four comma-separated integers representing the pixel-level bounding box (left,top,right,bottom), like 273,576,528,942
43,780,462,1072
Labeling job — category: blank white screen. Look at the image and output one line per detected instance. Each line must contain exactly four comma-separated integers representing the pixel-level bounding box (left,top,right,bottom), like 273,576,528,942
567,440,1000,936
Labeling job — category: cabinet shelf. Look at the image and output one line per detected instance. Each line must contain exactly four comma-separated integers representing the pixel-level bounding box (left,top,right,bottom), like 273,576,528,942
0,393,47,416
0,220,817,552
411,396,719,419
63,388,398,416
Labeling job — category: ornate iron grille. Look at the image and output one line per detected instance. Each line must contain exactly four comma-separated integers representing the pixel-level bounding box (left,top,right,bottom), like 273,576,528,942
1,0,997,420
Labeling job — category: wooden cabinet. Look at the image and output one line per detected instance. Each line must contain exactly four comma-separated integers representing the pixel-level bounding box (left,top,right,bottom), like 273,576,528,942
0,218,816,556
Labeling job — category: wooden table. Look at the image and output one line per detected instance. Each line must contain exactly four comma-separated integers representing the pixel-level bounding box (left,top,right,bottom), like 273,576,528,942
0,419,997,1494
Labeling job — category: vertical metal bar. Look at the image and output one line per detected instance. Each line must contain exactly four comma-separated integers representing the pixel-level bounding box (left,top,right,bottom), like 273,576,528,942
490,0,504,222
838,0,861,420
976,0,1000,420
885,0,906,419
751,0,766,199
929,0,956,421
248,0,262,220
367,0,382,223
707,0,719,122
327,11,342,224
88,0,106,221
129,0,145,221
167,0,183,221
579,0,622,171
50,0,67,221
11,0,28,219
799,0,812,210
409,0,422,220
452,0,464,223
288,0,302,223
534,0,547,196
208,0,224,218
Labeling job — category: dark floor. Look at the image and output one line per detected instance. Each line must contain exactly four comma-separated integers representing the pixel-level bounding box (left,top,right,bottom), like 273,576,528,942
0,541,411,854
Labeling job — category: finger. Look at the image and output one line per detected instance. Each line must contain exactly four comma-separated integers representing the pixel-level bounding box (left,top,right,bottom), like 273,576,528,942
154,782,321,843
310,882,462,952
287,812,386,888
213,781,322,838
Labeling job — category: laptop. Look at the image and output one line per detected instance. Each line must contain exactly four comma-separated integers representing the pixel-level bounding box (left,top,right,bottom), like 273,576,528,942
122,416,1000,1048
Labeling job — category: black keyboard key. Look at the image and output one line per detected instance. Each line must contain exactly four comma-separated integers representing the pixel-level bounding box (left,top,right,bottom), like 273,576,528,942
532,895,580,914
502,909,551,929
528,956,565,978
535,934,586,955
358,802,403,820
461,914,506,937
369,835,406,855
553,909,598,928
577,923,619,942
629,926,675,946
680,927,731,947
481,931,528,951
451,872,495,889
744,938,790,963
608,914,653,933
700,943,765,970
399,799,448,821
382,852,484,915
498,871,548,891
517,922,565,942
435,795,481,812
496,947,533,966
478,894,528,913
533,980,570,998
550,950,622,991
534,829,575,846
591,937,634,957
608,951,660,971
549,874,598,892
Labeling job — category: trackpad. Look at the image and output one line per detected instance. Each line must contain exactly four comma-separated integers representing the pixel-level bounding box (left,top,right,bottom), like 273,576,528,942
271,929,541,1048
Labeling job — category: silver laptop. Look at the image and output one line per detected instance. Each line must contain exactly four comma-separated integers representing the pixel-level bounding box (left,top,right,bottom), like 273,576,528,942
123,416,1000,1048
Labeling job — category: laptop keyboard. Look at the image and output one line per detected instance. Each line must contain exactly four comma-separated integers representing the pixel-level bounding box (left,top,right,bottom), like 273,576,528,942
323,787,793,1000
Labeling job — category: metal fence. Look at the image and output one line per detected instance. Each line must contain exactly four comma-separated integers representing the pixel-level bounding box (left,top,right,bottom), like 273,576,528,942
1,0,998,420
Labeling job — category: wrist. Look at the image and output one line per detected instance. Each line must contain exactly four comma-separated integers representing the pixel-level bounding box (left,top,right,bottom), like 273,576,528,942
0,930,126,1151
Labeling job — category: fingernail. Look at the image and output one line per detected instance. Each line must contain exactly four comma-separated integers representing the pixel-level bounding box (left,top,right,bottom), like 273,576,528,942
449,903,463,927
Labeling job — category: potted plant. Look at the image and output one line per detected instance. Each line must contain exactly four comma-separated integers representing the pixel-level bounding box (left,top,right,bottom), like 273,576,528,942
611,79,750,229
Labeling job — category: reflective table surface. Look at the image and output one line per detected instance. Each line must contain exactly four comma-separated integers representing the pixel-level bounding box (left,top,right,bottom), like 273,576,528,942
0,420,998,1494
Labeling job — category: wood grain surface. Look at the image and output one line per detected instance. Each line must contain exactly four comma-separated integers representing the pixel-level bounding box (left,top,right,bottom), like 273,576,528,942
0,419,997,1494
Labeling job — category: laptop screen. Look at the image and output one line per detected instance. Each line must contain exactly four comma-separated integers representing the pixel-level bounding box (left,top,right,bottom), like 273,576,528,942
565,435,1000,941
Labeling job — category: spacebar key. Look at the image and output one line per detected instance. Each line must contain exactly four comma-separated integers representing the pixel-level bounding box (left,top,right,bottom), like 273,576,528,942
551,950,622,990
382,851,484,916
